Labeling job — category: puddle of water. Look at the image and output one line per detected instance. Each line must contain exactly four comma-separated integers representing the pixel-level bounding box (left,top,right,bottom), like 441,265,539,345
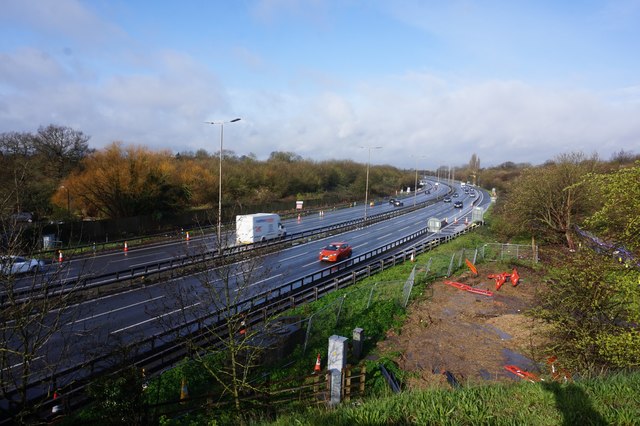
484,324,512,340
479,369,492,380
502,348,537,371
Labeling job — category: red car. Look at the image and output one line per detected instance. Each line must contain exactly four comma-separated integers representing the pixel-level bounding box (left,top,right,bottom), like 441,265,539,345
319,242,352,262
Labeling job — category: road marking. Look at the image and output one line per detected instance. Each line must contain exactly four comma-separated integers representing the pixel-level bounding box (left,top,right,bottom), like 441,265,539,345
280,252,307,261
242,273,283,289
110,301,201,335
377,233,394,240
3,356,44,372
69,295,165,325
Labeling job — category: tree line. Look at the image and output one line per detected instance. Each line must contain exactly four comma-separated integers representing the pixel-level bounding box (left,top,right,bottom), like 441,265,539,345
1,125,425,222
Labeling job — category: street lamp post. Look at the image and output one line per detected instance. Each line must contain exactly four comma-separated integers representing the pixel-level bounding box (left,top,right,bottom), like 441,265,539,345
360,146,382,221
413,156,427,206
205,118,241,253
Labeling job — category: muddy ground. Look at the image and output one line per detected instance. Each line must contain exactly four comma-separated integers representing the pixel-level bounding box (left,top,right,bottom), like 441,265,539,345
376,263,550,389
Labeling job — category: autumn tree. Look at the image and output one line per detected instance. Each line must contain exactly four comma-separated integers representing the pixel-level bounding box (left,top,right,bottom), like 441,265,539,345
497,152,601,249
55,142,190,219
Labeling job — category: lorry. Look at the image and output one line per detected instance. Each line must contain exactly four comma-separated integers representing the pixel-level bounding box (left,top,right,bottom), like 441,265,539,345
235,213,287,244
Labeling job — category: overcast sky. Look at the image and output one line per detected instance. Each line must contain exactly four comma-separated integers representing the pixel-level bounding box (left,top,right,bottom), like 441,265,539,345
1,0,639,169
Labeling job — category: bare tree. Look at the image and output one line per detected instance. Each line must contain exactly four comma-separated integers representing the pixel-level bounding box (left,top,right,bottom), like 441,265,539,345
151,226,286,413
499,152,601,249
0,230,88,423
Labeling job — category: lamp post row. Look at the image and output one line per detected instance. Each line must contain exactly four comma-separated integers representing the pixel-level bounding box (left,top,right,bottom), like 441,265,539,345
361,146,382,221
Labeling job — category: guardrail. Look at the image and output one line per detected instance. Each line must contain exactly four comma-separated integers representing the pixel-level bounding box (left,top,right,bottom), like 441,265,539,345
2,192,449,305
22,221,480,421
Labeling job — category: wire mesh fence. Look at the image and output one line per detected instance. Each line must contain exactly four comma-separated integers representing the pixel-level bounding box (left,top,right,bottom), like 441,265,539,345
294,242,538,356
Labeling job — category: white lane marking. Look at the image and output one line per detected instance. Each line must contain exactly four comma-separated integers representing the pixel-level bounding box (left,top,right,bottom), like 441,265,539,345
280,252,307,261
377,233,394,240
69,295,165,325
110,301,201,335
3,356,44,372
242,273,283,289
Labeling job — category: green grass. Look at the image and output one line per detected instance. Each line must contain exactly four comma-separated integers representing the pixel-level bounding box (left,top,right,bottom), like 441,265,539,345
256,371,640,425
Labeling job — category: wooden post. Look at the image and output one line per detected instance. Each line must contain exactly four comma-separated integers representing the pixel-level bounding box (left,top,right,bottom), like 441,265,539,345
359,365,366,394
344,366,352,402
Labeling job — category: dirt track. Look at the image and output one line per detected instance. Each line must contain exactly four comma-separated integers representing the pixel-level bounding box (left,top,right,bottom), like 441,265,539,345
376,263,549,389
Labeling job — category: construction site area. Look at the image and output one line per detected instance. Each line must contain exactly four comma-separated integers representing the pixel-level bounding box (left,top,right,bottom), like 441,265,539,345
376,261,550,389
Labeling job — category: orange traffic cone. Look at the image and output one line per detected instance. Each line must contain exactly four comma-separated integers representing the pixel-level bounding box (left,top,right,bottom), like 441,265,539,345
180,378,189,403
124,241,128,252
186,231,190,241
314,353,321,373
51,389,63,414
297,214,301,223
57,250,63,263
454,217,458,224
464,216,469,225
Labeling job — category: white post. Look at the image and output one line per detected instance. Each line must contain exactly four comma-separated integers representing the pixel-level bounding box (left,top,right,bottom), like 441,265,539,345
328,335,348,406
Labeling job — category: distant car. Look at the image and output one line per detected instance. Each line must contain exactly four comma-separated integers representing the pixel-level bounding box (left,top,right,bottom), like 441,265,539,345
452,193,459,198
10,212,33,223
392,199,404,207
443,197,452,203
319,242,352,262
469,191,476,197
389,198,397,205
1,255,45,275
453,201,463,208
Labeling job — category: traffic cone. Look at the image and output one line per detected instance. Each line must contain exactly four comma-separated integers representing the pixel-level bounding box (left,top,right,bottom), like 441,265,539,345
51,389,63,414
464,216,469,225
57,250,63,263
123,241,128,252
186,231,190,241
410,252,415,262
454,217,458,224
297,214,301,223
180,378,189,402
314,353,321,373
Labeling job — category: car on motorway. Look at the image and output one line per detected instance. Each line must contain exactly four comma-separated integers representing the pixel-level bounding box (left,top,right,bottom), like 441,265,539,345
443,197,452,203
452,192,459,198
1,255,45,275
391,199,404,207
453,201,463,208
469,191,476,197
319,242,352,262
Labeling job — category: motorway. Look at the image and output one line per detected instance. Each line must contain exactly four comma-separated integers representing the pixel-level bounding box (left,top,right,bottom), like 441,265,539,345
1,181,490,415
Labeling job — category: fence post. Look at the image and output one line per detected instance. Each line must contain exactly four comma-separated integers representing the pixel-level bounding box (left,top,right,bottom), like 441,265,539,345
359,365,366,394
328,335,348,407
335,295,346,326
344,366,352,402
367,283,377,309
303,315,314,355
447,253,455,277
